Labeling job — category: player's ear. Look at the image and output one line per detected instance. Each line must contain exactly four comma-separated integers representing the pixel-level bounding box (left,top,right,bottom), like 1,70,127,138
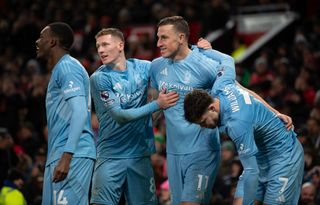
50,37,58,48
178,33,185,43
119,41,124,51
208,104,215,112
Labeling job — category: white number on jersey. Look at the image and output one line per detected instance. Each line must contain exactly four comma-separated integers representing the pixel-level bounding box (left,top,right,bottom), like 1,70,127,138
197,174,209,191
53,190,68,205
277,177,289,203
238,88,252,105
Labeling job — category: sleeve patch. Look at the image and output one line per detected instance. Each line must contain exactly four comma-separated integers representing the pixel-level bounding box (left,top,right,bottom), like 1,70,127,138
100,91,109,102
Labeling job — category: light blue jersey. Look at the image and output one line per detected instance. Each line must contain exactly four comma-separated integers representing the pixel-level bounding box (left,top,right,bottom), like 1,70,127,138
216,83,299,165
214,78,304,204
43,158,94,205
90,58,158,205
90,58,156,158
45,54,96,166
150,47,231,154
150,47,235,204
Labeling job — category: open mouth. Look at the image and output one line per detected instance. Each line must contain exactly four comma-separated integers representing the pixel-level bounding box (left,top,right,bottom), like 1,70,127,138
101,55,108,61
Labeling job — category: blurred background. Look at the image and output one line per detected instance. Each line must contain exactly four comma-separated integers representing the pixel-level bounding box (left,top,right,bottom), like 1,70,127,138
0,0,320,204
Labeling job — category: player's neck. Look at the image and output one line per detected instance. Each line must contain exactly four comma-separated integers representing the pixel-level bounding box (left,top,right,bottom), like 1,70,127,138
172,44,191,61
109,55,127,71
48,49,68,71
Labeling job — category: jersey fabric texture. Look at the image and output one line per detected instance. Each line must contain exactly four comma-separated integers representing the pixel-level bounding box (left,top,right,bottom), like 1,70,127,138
45,54,96,166
214,77,304,204
90,58,156,159
90,58,157,205
150,47,235,204
150,47,226,155
167,150,221,204
90,157,157,205
256,140,304,204
42,158,94,205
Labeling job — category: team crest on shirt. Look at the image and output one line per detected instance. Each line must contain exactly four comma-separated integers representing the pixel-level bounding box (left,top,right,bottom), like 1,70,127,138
100,91,109,102
182,70,191,84
133,73,143,87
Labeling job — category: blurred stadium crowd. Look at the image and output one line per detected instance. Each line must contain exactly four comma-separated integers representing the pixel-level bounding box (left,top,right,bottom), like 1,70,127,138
0,0,320,204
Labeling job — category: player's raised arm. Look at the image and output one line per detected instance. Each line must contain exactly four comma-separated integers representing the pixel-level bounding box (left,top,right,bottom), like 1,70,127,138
197,38,235,67
197,39,293,131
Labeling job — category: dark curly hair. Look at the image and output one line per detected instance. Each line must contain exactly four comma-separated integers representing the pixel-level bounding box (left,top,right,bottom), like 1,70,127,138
184,89,213,123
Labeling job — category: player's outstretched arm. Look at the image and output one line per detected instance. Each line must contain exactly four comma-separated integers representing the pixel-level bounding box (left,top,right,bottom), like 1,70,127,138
236,82,293,130
109,90,178,125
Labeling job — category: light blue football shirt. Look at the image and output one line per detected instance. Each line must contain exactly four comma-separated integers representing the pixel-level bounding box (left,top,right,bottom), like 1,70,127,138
90,59,156,158
150,47,234,154
215,78,298,165
45,54,96,166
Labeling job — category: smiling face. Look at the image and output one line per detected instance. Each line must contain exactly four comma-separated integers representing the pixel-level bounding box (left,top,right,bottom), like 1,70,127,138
96,34,124,65
35,26,53,60
157,24,184,60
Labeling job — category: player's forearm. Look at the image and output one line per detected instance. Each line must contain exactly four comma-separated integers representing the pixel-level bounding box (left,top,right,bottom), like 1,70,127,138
200,48,236,83
149,87,162,122
64,96,87,154
109,101,160,125
241,156,259,205
200,48,235,67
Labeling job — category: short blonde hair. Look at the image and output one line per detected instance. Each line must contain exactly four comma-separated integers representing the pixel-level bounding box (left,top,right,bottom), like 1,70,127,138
158,16,189,38
95,28,124,42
